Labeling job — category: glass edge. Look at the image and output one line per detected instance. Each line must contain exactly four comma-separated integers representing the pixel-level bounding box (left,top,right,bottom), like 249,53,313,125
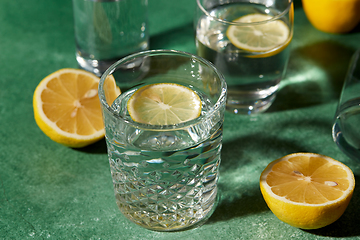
196,0,294,26
98,49,227,131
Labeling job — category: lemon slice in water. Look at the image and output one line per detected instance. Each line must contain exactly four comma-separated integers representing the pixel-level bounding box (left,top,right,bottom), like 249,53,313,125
127,83,202,125
226,13,291,57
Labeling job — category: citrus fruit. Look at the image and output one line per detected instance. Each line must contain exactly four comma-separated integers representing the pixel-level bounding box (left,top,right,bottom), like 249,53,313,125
33,68,120,148
302,0,360,34
226,13,292,58
260,152,355,229
127,83,202,125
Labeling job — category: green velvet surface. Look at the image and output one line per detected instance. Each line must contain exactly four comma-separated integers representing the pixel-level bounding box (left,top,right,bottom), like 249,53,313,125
1,0,360,239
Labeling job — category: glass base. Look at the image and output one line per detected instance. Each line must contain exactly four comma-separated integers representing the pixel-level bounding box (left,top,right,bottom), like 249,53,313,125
76,53,122,77
332,101,360,162
119,191,220,232
332,122,359,161
226,93,276,115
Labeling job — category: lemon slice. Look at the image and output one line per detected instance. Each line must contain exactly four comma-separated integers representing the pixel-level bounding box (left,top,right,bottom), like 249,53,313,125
33,68,120,148
226,13,291,57
260,153,355,229
127,83,202,125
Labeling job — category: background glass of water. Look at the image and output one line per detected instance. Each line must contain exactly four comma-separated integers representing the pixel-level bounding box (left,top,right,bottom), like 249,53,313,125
72,0,149,76
98,50,227,231
333,49,360,162
195,0,294,114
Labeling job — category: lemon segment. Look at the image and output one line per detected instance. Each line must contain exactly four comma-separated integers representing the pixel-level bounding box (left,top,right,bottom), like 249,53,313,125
33,68,120,148
127,83,202,125
226,13,291,58
260,153,355,229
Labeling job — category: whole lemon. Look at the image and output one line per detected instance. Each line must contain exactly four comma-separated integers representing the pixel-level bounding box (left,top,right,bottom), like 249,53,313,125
302,0,360,33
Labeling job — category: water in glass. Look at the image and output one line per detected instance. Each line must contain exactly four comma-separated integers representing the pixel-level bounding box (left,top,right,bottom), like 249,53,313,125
196,2,292,114
105,85,223,231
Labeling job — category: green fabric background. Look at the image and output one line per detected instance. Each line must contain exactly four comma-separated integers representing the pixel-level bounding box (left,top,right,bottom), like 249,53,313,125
0,0,360,239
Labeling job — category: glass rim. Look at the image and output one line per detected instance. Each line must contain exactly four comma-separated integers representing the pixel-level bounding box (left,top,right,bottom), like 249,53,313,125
196,0,293,26
99,49,227,131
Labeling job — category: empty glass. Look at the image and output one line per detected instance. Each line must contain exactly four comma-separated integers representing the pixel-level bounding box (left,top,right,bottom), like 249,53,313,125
72,0,149,76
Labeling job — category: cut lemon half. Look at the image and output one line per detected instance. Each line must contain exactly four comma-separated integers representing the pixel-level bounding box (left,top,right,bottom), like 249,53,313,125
260,153,355,229
127,83,202,125
226,13,291,58
33,68,120,148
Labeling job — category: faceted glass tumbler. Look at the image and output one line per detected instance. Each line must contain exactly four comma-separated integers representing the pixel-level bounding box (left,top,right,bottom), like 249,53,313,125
98,50,227,231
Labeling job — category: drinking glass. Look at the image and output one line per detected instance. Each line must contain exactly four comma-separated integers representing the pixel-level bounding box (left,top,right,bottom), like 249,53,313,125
72,0,149,76
332,49,360,162
195,0,294,114
98,50,227,231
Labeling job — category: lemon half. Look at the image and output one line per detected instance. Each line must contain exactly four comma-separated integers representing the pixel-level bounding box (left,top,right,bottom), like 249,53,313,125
260,152,355,229
33,68,120,148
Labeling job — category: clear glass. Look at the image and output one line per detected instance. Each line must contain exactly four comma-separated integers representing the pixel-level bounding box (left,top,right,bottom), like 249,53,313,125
72,0,149,76
98,50,227,231
195,0,294,114
332,49,360,162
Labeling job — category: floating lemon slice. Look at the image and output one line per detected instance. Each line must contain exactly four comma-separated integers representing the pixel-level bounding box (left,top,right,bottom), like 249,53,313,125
33,68,120,148
260,152,355,229
127,83,202,125
226,13,291,57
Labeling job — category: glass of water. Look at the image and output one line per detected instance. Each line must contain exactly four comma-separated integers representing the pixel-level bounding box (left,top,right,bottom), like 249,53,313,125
98,50,227,231
72,0,149,76
332,49,360,162
195,0,294,114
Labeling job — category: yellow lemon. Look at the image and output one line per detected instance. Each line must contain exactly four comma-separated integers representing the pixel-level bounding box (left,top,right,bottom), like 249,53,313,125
127,83,202,125
226,13,292,58
260,153,355,229
302,0,360,33
33,68,120,148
